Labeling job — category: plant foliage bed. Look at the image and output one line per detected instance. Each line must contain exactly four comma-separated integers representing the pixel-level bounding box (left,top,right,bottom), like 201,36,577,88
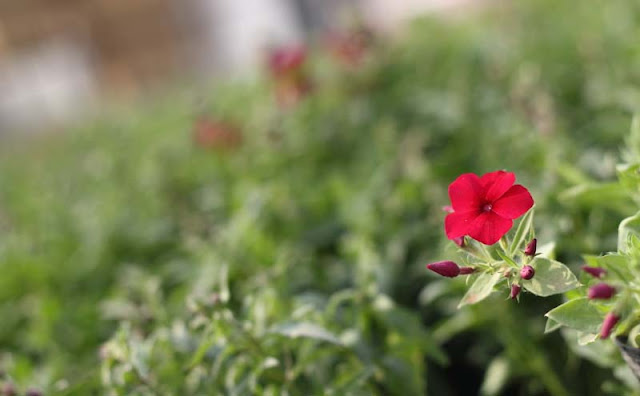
1,0,640,394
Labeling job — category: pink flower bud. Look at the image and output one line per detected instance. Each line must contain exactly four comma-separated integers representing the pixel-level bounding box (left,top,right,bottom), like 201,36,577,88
459,266,475,275
600,312,620,339
588,283,616,300
426,261,460,278
520,265,535,280
524,238,537,256
510,284,521,299
581,265,606,278
452,236,465,247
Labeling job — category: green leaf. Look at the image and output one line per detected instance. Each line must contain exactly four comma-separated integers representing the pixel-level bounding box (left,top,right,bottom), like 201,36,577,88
458,272,501,308
545,298,604,334
270,322,343,346
509,208,534,256
544,317,562,334
558,183,631,211
619,211,640,254
584,254,632,282
522,257,580,297
577,332,598,346
480,356,510,396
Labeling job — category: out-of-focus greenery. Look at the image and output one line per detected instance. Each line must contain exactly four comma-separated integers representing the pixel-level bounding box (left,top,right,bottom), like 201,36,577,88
1,0,640,394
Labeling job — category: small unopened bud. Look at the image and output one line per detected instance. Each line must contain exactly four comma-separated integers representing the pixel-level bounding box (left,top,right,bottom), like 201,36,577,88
426,261,460,278
600,312,620,339
524,238,537,256
520,265,535,280
510,284,521,299
581,265,606,279
588,283,616,300
452,236,465,247
2,383,16,396
459,266,475,275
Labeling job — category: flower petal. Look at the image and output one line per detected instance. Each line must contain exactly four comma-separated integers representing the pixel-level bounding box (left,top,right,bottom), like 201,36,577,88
448,173,483,212
480,170,515,202
445,211,479,239
491,185,534,219
466,211,513,245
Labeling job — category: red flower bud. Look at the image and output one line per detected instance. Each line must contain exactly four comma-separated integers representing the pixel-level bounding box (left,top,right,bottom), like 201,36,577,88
600,312,620,339
520,265,535,280
452,236,465,247
524,238,537,256
426,261,460,278
510,284,521,299
588,283,616,300
459,266,475,275
581,265,606,279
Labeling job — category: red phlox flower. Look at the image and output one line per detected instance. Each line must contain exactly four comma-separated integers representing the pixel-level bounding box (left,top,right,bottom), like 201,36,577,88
445,170,534,245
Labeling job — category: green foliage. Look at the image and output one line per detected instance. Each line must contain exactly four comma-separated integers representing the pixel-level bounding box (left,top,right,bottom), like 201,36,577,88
1,0,640,394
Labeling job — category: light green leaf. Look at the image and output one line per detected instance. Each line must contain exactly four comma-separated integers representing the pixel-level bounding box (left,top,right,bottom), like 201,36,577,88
558,183,631,211
584,254,632,281
271,322,343,346
458,272,501,308
577,332,598,346
480,356,510,396
545,297,604,334
522,257,580,296
618,211,640,254
544,317,562,334
509,209,534,256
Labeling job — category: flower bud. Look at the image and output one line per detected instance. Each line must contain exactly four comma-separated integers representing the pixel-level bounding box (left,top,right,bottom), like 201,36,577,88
600,312,620,339
581,265,606,279
588,283,616,300
524,238,537,256
452,236,465,247
459,266,475,275
426,261,460,278
520,265,535,280
510,284,521,299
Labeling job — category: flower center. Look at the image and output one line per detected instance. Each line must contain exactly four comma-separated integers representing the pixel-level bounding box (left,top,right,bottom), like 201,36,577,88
482,203,493,212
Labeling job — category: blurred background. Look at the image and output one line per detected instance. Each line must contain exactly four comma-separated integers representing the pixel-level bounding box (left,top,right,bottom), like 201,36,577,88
0,0,472,134
1,0,640,395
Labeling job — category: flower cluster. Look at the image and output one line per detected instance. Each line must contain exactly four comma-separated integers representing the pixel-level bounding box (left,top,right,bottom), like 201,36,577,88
427,170,627,342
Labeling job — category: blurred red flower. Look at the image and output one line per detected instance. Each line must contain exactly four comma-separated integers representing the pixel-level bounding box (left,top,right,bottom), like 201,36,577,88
268,46,307,77
193,117,242,150
444,170,534,245
267,45,312,108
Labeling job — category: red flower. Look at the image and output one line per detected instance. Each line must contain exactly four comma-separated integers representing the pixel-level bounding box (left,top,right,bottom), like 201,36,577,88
268,46,307,78
445,170,534,245
193,117,242,150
